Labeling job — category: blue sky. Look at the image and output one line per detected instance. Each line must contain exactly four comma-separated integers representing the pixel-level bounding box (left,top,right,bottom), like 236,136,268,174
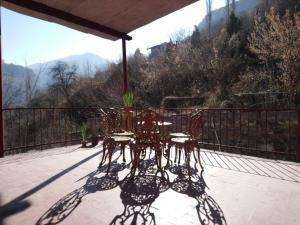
2,0,225,66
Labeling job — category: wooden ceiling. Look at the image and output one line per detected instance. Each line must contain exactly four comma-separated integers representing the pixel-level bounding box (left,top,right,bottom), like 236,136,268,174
2,0,197,41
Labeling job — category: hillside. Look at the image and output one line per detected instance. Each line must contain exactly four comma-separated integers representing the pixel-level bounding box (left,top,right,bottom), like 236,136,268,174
4,63,35,77
3,63,36,107
198,0,258,30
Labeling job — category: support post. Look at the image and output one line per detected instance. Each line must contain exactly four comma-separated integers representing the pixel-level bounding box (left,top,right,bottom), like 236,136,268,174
122,38,128,94
0,9,4,158
298,109,300,161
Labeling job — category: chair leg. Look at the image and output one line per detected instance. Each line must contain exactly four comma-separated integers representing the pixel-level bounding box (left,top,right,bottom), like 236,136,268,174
174,145,178,164
99,142,107,168
131,150,141,177
130,146,133,164
178,147,182,165
121,143,126,162
166,144,171,168
106,150,113,174
187,152,191,180
155,145,162,171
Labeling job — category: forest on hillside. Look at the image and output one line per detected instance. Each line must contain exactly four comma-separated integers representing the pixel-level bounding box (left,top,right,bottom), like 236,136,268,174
6,0,300,109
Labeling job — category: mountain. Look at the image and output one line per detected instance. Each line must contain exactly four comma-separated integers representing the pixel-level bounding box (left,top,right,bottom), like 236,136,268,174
28,52,109,87
4,63,35,78
198,0,258,31
3,63,36,107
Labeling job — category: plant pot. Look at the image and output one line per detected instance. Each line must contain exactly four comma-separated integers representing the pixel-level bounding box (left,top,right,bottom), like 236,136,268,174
122,107,133,131
91,136,99,147
81,140,87,147
123,106,133,112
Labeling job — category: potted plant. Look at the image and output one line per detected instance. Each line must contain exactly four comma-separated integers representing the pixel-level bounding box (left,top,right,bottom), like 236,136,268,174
81,123,87,147
122,91,134,111
90,127,99,147
122,92,134,130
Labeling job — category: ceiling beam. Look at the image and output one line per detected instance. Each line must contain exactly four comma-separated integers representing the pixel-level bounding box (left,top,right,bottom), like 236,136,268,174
3,0,132,40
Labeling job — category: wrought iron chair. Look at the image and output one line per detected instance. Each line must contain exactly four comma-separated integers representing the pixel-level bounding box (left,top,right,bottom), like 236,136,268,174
98,108,133,173
133,109,163,173
167,110,204,173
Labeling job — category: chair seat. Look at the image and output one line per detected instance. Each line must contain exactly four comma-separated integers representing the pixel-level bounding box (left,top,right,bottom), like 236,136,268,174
171,137,190,143
111,136,132,143
169,132,190,138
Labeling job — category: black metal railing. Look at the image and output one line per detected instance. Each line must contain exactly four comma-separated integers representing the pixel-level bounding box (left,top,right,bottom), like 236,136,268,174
3,107,300,161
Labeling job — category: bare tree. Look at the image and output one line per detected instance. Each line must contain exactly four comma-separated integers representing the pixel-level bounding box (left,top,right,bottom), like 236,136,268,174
3,74,23,107
169,28,189,44
49,61,78,105
206,0,212,40
225,0,230,20
231,0,236,13
23,60,45,105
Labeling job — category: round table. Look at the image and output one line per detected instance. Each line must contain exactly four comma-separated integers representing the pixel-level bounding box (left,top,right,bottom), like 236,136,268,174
113,131,134,137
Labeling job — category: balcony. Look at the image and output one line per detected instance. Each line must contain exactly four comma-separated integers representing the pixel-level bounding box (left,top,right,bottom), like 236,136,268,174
0,107,300,225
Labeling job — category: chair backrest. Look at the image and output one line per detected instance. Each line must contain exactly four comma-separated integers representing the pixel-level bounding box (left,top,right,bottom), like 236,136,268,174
135,109,160,144
99,108,122,137
188,110,204,139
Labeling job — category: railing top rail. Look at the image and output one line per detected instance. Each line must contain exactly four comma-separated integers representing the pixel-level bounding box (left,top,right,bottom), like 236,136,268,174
3,107,300,111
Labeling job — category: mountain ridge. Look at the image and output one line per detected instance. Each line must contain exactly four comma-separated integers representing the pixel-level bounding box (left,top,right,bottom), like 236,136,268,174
28,52,110,87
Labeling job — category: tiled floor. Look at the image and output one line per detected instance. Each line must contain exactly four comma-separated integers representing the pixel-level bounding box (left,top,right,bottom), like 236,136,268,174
0,143,299,225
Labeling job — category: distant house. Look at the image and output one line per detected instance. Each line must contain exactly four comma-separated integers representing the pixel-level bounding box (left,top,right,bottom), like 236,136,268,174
147,42,170,58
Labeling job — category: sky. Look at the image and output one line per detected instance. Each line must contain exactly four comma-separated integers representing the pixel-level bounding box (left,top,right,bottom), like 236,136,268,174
1,0,226,66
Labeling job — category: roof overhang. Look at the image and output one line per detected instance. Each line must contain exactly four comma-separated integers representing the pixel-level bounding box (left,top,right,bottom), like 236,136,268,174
2,0,197,41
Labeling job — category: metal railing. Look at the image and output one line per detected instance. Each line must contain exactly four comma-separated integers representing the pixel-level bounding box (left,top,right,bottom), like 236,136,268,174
3,107,300,161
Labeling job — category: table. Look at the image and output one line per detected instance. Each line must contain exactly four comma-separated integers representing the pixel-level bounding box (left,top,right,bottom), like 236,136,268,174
158,121,172,126
113,131,134,137
169,132,190,138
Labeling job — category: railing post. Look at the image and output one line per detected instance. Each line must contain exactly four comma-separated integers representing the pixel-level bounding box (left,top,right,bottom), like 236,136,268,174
298,109,300,161
0,12,4,158
122,38,128,94
265,110,268,152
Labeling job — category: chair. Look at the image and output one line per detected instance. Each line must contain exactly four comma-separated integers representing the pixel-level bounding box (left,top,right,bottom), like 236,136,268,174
98,108,133,173
133,109,163,173
167,110,204,172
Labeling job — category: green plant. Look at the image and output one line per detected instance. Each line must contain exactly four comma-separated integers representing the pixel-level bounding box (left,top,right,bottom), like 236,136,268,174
159,132,168,141
122,92,134,107
91,127,98,137
81,123,87,141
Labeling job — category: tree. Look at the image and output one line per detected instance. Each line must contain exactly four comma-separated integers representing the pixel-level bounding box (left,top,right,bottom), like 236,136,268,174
231,0,236,13
206,0,212,40
48,61,78,106
225,0,230,20
23,61,45,106
249,9,300,93
3,74,23,107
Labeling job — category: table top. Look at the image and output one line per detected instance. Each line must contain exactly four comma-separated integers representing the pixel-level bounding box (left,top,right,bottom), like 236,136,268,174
111,136,132,142
113,131,134,137
171,137,190,143
158,121,172,126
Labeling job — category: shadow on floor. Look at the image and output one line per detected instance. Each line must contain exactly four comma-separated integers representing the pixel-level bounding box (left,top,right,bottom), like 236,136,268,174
171,165,226,225
36,159,126,225
201,150,300,182
34,151,227,225
36,163,123,225
0,150,102,223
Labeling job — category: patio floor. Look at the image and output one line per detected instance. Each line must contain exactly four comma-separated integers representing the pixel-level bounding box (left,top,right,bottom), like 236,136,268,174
0,143,300,225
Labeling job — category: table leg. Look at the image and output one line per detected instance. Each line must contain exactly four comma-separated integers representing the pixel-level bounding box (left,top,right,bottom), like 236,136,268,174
121,143,126,162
